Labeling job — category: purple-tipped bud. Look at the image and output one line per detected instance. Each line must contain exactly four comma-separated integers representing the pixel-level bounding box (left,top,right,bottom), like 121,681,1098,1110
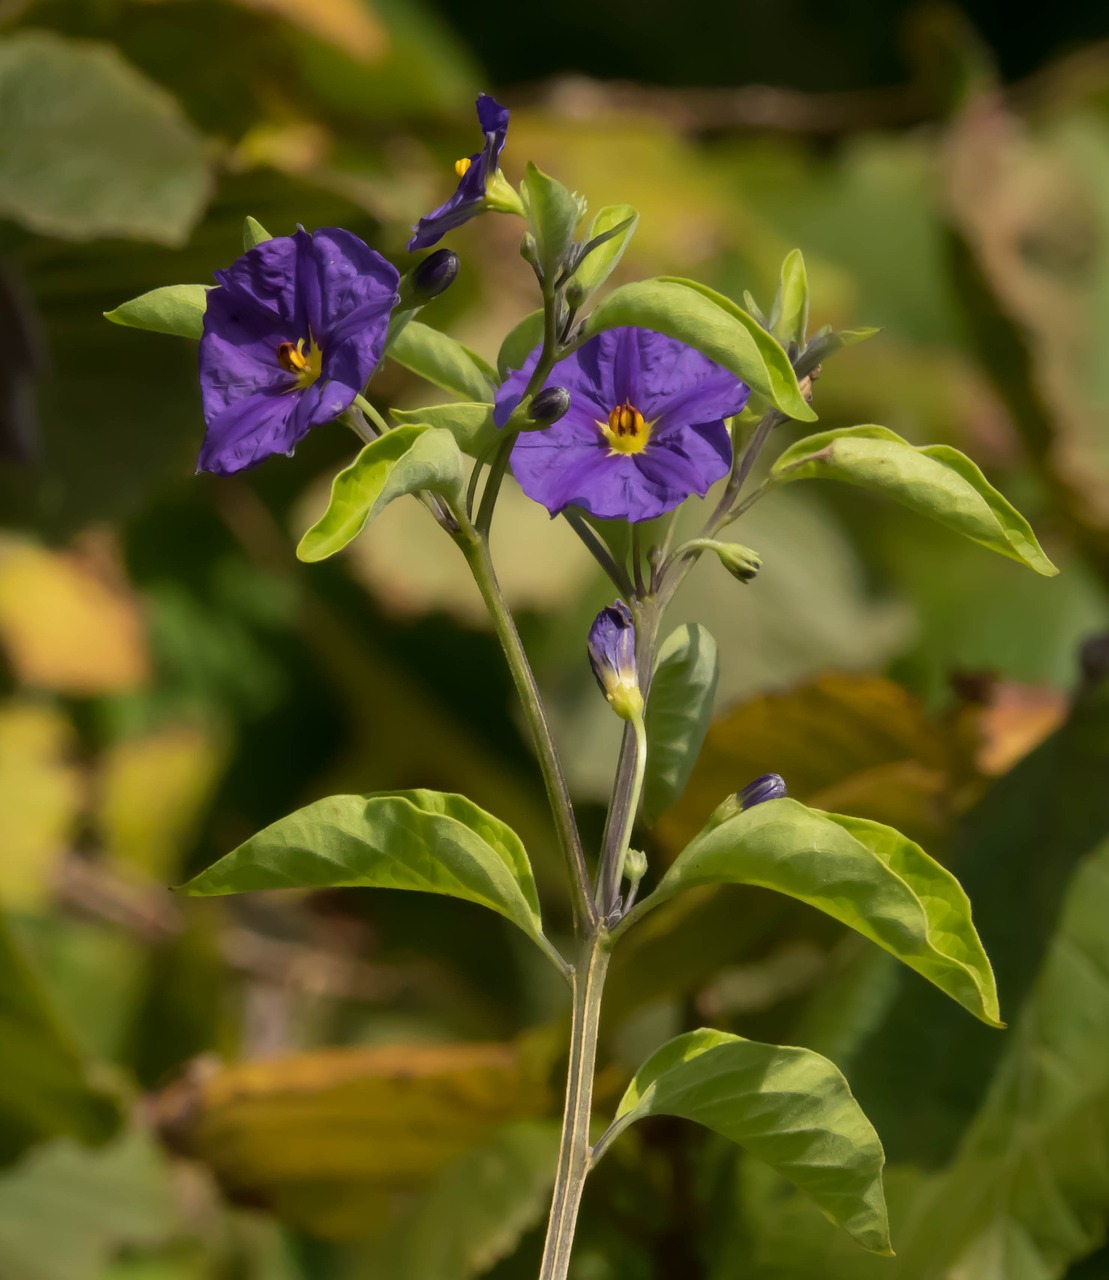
529,386,571,426
409,248,460,303
738,773,787,810
587,601,642,721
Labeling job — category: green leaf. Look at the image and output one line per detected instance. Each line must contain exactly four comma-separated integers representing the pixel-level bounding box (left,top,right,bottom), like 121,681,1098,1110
358,1121,560,1280
771,425,1058,576
390,403,498,458
582,279,816,422
498,310,545,379
605,1028,890,1253
0,913,122,1167
624,797,1000,1026
0,31,212,244
297,426,464,563
389,321,496,401
103,284,209,340
642,624,719,826
569,203,639,299
243,215,272,250
520,162,581,281
179,789,555,958
770,249,810,350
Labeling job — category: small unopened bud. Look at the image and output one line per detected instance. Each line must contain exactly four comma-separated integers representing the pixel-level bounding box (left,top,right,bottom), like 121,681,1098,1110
738,773,787,811
410,248,459,303
587,601,642,722
528,386,571,426
624,848,648,887
713,542,762,583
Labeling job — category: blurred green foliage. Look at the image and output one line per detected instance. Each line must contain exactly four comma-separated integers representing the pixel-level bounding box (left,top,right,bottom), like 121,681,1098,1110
3,0,1109,1276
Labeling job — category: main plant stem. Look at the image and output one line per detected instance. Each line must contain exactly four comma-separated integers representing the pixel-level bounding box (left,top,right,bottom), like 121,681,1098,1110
539,932,611,1280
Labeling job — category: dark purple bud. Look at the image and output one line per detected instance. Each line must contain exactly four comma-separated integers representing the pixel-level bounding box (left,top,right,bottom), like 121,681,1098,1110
529,385,571,426
410,248,460,302
738,773,787,810
587,601,641,720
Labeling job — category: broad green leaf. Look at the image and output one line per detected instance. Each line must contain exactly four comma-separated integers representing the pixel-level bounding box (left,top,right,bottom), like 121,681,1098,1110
297,426,464,562
0,31,212,244
582,279,816,421
179,789,556,959
521,162,581,281
358,1121,560,1278
391,402,497,458
642,623,719,826
771,425,1058,576
389,321,496,401
569,203,639,299
605,1028,890,1253
0,912,121,1167
103,284,209,340
497,309,545,378
242,215,272,249
770,248,810,350
623,797,1000,1026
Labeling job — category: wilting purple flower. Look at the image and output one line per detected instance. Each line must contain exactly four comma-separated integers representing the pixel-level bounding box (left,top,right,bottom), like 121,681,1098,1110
197,227,399,476
495,327,749,522
408,95,511,251
588,601,642,720
738,773,788,810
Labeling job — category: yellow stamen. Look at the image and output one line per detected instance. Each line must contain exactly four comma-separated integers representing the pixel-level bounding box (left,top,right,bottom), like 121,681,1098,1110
454,156,473,178
599,402,651,455
276,337,323,390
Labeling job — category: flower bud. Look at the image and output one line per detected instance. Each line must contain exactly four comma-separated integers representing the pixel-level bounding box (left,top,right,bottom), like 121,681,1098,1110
587,601,642,722
624,847,648,887
528,386,571,426
409,248,459,303
738,773,787,811
712,542,762,583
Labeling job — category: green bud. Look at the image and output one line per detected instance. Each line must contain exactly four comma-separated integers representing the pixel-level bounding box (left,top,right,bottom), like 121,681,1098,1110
624,848,648,887
697,541,761,582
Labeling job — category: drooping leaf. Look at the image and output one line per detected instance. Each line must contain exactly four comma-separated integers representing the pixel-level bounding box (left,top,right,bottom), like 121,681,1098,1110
521,162,582,282
389,321,497,402
242,215,273,249
642,623,719,825
390,402,497,458
581,278,816,421
179,789,558,962
103,284,209,340
622,797,1000,1026
771,425,1058,576
603,1028,890,1253
297,426,464,562
497,310,545,379
0,31,212,244
569,204,639,299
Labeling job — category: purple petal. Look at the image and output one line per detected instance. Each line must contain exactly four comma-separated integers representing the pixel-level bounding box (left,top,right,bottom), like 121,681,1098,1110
212,235,307,335
199,287,295,422
633,421,732,498
495,343,610,429
303,228,399,348
197,389,303,476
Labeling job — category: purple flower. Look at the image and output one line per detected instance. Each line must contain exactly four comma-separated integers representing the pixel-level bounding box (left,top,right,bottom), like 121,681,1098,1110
495,328,750,522
197,227,399,476
408,95,511,252
588,601,642,720
738,773,788,810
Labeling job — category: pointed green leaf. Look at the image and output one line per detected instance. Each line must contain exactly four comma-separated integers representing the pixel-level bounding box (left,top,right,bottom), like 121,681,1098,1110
521,162,581,281
605,1029,890,1253
642,623,719,826
582,279,816,422
569,204,639,299
771,425,1057,576
242,216,272,250
621,797,1000,1026
103,284,209,339
498,310,545,379
179,789,555,959
297,426,464,563
389,321,496,402
770,249,810,350
390,403,497,458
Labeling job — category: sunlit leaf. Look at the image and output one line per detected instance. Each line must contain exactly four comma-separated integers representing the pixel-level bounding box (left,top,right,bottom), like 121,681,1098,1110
297,426,464,562
569,204,639,300
770,248,810,350
390,402,497,458
103,284,209,340
242,215,272,249
603,1028,890,1253
624,797,1000,1026
0,31,212,244
771,425,1058,576
521,162,582,282
389,321,496,402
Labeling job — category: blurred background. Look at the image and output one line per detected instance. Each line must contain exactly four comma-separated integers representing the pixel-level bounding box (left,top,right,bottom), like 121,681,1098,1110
3,1,1109,1276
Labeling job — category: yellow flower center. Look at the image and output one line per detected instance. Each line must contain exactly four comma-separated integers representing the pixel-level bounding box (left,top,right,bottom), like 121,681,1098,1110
454,156,473,178
276,337,323,390
599,402,651,455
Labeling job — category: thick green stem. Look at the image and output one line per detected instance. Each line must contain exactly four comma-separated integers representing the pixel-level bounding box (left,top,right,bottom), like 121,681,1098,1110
538,933,611,1280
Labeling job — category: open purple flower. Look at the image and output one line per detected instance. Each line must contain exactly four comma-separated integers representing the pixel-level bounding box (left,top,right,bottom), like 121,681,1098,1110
408,95,512,252
198,227,399,476
495,327,750,522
